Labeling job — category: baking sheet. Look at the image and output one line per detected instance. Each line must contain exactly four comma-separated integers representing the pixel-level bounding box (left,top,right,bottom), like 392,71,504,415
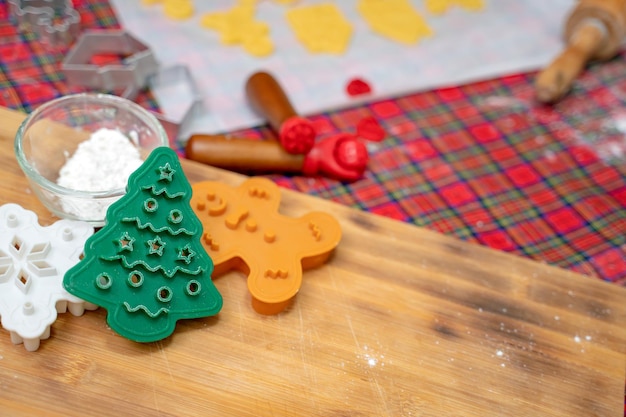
110,0,575,138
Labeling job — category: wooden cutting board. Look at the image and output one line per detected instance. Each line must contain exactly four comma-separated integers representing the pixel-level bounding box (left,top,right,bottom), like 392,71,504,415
0,106,624,417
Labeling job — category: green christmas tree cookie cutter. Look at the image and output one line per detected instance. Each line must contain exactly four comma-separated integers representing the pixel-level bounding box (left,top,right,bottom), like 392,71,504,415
63,147,223,343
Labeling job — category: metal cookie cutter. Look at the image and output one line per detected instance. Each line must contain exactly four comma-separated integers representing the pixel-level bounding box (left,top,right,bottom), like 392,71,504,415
61,30,159,99
8,0,80,47
61,30,203,142
148,65,204,142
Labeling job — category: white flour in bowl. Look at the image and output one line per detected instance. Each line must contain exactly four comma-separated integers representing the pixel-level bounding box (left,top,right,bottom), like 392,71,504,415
56,128,144,221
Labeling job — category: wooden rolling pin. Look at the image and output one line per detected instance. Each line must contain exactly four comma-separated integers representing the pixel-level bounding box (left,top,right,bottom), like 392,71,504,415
245,71,316,155
535,0,626,103
186,135,303,173
185,133,368,182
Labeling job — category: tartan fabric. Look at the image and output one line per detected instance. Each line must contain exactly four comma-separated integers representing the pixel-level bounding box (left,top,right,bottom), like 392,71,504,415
0,0,624,287
0,0,157,112
234,70,626,284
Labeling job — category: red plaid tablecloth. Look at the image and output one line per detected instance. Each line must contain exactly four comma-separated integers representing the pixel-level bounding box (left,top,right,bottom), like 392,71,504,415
1,0,625,413
0,0,623,285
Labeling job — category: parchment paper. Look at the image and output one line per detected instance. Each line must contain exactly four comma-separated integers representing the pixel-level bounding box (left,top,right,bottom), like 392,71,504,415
109,0,575,138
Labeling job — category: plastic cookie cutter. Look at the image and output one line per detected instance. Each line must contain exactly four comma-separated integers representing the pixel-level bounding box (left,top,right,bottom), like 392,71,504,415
8,0,80,47
63,147,223,343
0,203,96,351
61,29,159,100
191,177,342,315
148,64,205,142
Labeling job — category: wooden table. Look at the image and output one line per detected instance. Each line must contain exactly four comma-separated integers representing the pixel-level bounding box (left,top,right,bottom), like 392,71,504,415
0,106,624,417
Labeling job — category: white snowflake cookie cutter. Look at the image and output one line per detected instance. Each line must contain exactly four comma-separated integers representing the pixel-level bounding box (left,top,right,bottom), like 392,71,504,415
0,204,96,351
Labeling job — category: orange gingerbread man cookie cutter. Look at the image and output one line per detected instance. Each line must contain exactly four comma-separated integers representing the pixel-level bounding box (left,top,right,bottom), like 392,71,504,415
191,177,341,314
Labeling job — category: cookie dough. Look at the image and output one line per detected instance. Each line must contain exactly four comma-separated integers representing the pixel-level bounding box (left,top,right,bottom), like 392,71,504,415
200,0,274,57
357,0,433,45
286,3,353,54
425,0,486,15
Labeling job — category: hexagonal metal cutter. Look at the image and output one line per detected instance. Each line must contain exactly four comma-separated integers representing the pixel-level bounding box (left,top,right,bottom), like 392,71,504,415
61,30,159,99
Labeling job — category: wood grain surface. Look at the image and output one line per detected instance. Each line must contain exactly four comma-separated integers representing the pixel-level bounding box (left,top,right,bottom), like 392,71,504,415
0,106,624,417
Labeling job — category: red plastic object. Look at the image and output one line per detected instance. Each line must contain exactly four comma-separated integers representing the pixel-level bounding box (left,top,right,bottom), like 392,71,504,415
279,116,317,154
90,54,124,66
191,177,341,315
346,78,372,96
356,116,386,142
303,133,369,181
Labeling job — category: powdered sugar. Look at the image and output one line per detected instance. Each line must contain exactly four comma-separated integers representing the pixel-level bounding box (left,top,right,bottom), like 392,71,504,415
57,128,143,192
56,128,144,221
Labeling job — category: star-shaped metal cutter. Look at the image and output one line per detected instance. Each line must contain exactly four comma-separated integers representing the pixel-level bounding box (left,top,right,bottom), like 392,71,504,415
148,64,205,142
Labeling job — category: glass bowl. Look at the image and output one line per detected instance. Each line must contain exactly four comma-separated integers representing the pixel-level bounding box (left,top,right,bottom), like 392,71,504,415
15,93,168,227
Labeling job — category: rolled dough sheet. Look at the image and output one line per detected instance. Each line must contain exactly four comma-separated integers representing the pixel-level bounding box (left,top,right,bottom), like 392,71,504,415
109,0,575,139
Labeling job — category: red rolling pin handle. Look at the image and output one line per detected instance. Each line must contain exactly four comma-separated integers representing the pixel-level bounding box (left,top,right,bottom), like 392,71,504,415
185,133,369,182
245,71,316,155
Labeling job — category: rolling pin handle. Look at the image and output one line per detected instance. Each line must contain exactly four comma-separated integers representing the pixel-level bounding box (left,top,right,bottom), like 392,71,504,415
535,0,626,103
245,71,316,155
535,20,607,103
185,134,304,173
